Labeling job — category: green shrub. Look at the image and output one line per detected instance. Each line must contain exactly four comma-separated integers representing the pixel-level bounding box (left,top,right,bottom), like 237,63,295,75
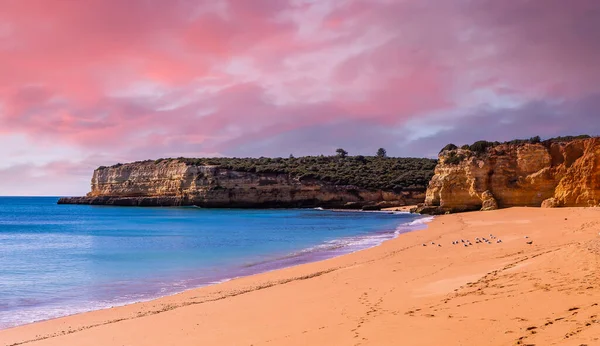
469,141,495,154
437,134,595,157
439,143,458,153
506,139,529,146
545,135,591,143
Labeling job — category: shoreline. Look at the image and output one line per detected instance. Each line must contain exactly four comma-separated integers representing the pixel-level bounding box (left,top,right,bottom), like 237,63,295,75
3,207,600,345
0,210,427,332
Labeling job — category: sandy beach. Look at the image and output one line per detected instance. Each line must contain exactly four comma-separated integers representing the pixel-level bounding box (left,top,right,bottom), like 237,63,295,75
3,207,600,346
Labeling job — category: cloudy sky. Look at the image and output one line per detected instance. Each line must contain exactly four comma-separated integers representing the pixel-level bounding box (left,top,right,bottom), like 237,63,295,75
1,0,599,195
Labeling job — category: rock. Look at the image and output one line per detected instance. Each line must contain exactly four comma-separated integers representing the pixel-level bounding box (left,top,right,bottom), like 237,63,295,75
342,202,363,209
421,138,600,213
480,190,498,211
361,205,382,211
375,201,405,208
58,160,426,208
553,139,600,207
541,197,560,208
413,205,446,215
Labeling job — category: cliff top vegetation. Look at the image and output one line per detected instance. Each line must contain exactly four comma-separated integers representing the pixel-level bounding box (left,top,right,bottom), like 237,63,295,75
440,134,594,155
104,156,437,191
439,134,596,165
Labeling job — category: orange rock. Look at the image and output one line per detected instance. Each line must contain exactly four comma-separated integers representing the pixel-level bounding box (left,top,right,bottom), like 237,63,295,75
553,138,600,206
541,197,560,208
421,138,600,213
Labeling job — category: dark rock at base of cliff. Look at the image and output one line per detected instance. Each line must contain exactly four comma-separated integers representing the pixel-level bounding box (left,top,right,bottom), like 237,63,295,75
338,202,363,209
361,205,382,211
374,201,407,209
58,196,187,206
413,203,481,215
335,201,390,210
413,205,445,215
57,196,387,210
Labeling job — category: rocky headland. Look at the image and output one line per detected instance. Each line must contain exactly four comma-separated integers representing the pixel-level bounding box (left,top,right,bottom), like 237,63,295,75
416,136,600,214
59,136,600,212
58,156,436,209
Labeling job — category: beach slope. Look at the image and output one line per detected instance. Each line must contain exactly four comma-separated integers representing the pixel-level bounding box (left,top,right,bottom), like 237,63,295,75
3,207,600,345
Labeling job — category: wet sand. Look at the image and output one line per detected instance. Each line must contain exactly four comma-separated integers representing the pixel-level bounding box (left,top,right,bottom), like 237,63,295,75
3,207,600,346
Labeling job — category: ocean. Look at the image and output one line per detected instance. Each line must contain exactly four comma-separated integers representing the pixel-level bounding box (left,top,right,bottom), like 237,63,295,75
0,197,430,329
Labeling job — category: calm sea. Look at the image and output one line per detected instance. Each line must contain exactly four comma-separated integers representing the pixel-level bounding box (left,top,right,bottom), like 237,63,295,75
0,197,430,329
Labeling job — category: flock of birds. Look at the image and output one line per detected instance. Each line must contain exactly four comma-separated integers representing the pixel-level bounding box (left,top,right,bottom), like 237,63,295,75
422,235,533,247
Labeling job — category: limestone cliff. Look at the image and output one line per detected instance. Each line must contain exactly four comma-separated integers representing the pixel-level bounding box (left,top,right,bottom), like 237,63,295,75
417,137,600,214
58,160,427,208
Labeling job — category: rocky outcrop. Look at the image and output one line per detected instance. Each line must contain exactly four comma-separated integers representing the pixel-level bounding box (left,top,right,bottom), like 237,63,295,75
480,190,498,211
553,140,600,206
58,160,426,208
417,137,600,214
541,197,560,208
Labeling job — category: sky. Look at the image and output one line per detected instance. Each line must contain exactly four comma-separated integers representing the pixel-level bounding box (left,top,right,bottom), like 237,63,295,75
1,0,599,196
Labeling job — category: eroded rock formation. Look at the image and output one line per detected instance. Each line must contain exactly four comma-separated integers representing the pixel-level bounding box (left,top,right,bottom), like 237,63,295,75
58,160,426,209
417,138,600,214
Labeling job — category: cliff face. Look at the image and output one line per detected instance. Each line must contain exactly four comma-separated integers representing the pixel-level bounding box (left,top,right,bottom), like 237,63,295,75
418,138,600,214
59,160,425,208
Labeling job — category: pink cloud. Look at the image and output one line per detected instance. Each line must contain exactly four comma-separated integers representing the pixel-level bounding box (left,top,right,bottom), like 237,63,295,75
0,160,93,196
0,0,599,195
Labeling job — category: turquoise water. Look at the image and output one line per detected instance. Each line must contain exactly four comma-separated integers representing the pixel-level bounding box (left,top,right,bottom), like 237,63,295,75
0,197,429,329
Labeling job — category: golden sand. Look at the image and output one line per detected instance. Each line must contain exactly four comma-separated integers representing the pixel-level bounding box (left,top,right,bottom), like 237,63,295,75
3,207,600,345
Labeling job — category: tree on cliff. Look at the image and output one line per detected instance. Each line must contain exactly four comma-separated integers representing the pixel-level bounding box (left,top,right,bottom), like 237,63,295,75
376,148,387,158
336,148,348,158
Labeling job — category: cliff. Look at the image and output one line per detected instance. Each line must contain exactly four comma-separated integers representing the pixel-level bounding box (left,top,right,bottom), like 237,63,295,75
417,137,600,214
59,157,436,209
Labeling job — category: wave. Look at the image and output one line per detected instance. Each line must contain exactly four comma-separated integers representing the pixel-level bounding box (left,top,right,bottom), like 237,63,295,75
243,215,434,270
406,216,435,226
